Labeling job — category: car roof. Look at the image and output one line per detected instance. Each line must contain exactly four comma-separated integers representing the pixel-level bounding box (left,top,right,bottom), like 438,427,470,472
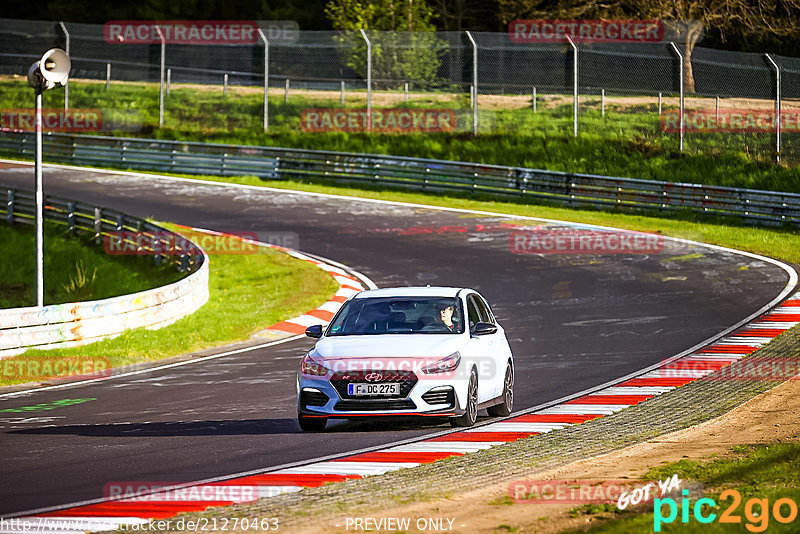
352,286,466,299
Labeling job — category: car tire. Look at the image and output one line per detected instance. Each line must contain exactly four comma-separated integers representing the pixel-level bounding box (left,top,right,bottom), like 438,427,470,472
487,363,513,417
298,414,327,432
451,370,478,427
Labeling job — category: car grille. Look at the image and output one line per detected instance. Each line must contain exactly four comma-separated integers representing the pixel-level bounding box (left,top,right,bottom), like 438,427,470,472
331,369,418,399
334,399,417,411
421,387,455,407
300,389,329,407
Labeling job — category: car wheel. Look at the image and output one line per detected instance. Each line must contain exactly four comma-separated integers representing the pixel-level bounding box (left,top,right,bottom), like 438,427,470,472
451,370,478,427
298,414,327,432
487,363,513,417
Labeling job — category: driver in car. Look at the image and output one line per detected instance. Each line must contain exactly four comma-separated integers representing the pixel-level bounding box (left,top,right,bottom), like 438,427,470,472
439,304,456,331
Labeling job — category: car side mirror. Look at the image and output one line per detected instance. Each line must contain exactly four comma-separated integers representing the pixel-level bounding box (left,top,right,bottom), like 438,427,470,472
472,322,497,336
305,325,323,338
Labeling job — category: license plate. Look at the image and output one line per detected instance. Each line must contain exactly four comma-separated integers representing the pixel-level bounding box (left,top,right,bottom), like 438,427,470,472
347,383,400,396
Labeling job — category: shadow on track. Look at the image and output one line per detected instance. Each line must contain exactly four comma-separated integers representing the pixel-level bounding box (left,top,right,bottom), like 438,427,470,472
8,417,464,437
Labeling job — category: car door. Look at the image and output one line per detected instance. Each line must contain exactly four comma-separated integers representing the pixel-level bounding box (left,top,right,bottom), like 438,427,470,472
473,293,507,398
465,293,497,402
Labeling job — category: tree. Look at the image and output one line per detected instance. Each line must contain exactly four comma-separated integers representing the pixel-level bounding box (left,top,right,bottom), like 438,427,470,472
325,0,448,89
497,0,800,92
428,0,503,31
32,0,333,30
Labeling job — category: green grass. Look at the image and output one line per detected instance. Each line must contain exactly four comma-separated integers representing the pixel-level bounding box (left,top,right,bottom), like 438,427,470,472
3,78,799,193
0,223,339,386
0,221,184,308
565,443,800,533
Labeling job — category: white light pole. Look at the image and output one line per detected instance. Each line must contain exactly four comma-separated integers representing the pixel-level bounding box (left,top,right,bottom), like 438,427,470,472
565,35,578,137
27,48,71,308
257,28,269,132
155,25,166,127
360,29,372,132
669,42,685,152
465,31,478,135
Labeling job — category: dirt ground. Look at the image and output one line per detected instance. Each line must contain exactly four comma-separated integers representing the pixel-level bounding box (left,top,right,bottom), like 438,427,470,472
5,74,797,113
288,378,800,534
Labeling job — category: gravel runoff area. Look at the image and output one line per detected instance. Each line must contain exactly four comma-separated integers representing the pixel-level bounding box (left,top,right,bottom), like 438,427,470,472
156,324,800,533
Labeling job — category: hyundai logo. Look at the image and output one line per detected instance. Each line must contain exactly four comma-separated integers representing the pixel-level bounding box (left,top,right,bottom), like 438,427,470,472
364,372,383,382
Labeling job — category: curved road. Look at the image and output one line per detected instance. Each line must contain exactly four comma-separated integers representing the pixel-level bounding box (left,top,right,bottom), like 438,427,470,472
0,162,794,516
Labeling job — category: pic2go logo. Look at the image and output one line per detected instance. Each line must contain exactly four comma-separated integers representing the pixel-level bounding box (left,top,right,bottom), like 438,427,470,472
654,489,799,532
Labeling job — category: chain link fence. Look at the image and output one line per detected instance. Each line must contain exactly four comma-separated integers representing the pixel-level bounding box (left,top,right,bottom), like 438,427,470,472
0,18,797,164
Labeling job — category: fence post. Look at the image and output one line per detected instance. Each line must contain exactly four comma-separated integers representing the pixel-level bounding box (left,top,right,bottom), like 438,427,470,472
360,29,372,133
94,207,102,245
669,42,684,151
59,21,69,114
404,82,409,102
765,54,781,162
465,30,478,136
67,201,75,234
715,96,719,122
223,74,228,96
658,92,662,115
155,25,166,127
153,235,162,267
257,28,269,132
601,89,605,116
284,78,289,103
6,190,14,224
532,86,537,112
166,68,171,95
106,63,111,91
341,80,345,105
566,35,578,137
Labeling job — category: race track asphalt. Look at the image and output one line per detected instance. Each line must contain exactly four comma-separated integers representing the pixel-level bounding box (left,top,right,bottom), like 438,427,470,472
0,163,794,515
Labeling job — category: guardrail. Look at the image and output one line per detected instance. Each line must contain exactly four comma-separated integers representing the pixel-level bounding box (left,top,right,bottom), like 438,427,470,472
0,186,209,357
1,131,799,227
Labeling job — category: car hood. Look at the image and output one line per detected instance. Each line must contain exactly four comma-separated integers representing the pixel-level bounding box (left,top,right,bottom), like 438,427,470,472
312,334,464,360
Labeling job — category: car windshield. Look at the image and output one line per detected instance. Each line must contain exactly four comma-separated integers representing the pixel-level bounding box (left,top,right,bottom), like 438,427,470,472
327,296,464,336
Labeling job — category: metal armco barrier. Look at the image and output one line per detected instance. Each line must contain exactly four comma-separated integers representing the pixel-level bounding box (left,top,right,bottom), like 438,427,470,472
1,131,799,227
0,186,209,357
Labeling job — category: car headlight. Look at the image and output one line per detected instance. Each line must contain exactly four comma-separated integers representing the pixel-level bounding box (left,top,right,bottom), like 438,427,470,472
300,353,331,376
422,351,461,374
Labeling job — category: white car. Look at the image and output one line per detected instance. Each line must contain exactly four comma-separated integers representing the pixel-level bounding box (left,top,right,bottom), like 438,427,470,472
297,286,514,431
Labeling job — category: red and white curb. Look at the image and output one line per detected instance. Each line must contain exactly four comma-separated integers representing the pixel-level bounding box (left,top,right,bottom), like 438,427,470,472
267,252,365,335
6,291,799,533
173,225,368,336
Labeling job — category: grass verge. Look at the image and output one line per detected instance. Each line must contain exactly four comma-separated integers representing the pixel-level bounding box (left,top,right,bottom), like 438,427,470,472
2,78,799,191
567,443,800,533
0,221,184,308
0,223,340,387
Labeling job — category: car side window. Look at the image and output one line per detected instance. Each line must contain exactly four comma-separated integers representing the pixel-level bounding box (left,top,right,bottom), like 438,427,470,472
475,296,495,324
466,296,481,329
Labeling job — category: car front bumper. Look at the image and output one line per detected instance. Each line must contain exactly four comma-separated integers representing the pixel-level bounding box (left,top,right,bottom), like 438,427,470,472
297,373,469,419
